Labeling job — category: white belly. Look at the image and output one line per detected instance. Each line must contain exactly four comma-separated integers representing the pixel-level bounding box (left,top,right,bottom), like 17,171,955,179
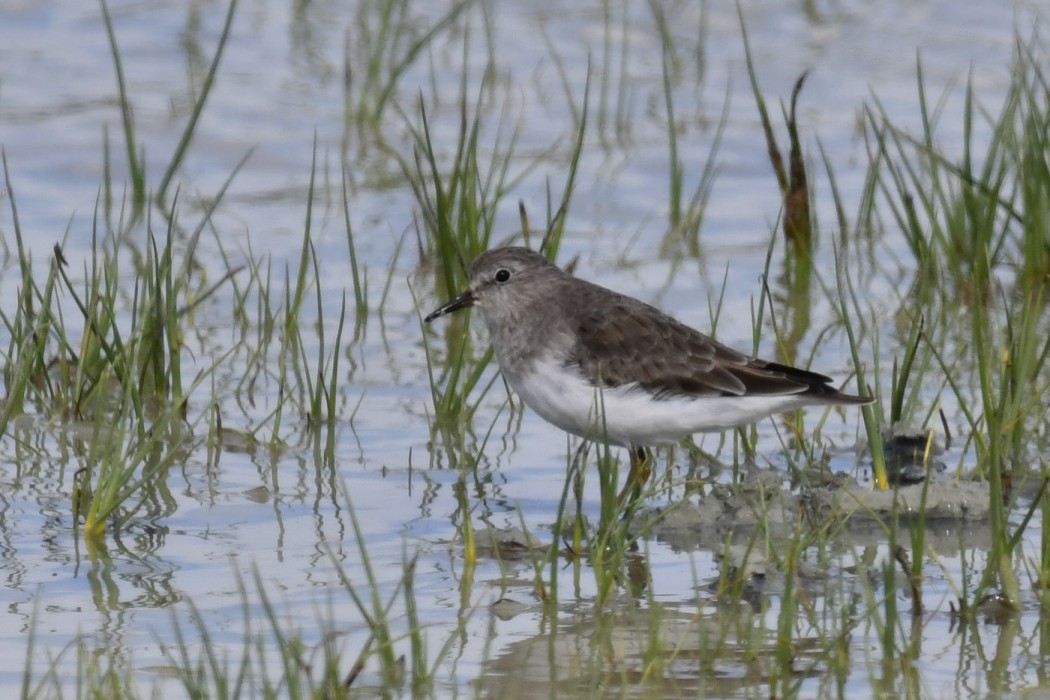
501,353,812,446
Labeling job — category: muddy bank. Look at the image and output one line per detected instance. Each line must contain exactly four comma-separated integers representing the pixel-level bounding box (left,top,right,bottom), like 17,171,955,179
645,472,991,543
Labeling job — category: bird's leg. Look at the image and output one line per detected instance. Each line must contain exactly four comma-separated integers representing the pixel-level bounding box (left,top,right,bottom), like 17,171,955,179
618,445,652,506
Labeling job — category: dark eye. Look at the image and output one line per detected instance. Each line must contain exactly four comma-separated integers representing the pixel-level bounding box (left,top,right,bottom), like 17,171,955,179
494,269,511,283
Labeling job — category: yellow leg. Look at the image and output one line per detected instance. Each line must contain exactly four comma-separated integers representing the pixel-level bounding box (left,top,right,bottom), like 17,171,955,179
618,445,651,505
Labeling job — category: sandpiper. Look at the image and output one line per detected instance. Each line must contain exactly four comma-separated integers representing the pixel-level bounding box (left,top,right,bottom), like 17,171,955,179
425,247,870,501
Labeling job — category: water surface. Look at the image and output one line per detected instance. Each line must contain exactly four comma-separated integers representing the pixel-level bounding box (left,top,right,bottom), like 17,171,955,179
0,0,1041,696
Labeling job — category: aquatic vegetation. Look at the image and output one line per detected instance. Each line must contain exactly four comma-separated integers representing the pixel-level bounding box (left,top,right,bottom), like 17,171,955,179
2,1,1050,697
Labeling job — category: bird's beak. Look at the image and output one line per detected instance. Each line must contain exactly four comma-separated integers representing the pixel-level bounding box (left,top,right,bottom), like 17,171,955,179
424,288,476,322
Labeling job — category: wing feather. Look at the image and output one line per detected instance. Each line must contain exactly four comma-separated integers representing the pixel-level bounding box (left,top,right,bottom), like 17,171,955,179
564,280,851,401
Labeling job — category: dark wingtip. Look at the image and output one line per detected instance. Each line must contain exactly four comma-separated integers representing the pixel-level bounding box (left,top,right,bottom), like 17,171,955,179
758,360,873,405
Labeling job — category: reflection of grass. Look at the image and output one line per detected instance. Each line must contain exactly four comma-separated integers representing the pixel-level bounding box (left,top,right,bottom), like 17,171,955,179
25,490,464,698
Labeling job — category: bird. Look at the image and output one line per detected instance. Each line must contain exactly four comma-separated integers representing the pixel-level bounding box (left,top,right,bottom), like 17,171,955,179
425,246,871,502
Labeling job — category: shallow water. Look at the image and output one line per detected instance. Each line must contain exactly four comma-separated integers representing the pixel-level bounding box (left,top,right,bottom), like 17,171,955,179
0,0,1045,697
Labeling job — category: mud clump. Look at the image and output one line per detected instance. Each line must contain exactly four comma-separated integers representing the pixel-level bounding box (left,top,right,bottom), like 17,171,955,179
647,471,991,541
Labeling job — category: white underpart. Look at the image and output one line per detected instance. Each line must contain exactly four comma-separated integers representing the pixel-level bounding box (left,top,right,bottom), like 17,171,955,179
502,352,817,447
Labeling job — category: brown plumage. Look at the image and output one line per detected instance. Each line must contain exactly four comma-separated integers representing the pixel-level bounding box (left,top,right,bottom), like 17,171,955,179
425,246,871,500
567,280,867,404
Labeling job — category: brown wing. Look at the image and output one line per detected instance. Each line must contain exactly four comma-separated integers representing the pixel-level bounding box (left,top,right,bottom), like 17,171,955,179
565,280,860,402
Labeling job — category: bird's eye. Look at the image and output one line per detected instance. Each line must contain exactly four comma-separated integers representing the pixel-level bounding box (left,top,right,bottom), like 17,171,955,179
494,268,511,284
